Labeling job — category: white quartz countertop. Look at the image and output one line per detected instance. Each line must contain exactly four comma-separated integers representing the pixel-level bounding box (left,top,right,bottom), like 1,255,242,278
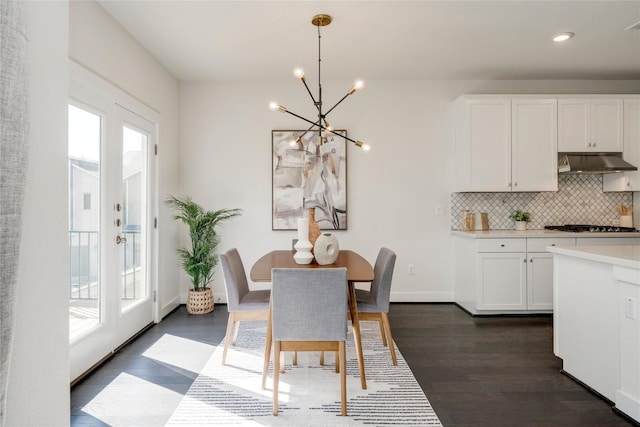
451,229,640,238
547,245,640,270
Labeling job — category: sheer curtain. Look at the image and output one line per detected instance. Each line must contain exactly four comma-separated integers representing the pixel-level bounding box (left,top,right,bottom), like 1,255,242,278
0,1,29,424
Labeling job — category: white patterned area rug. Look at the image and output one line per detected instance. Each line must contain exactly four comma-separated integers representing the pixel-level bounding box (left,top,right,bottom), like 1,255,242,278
167,321,442,426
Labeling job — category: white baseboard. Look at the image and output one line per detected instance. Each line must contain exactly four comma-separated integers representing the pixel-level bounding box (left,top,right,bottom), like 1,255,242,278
159,295,181,320
390,291,454,302
615,389,640,423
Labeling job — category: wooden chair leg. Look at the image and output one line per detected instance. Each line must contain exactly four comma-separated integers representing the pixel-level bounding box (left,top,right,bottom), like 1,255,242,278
279,351,285,373
381,313,397,366
273,341,280,416
262,319,272,390
232,320,241,345
222,314,235,365
335,351,339,373
378,317,388,347
319,351,325,366
339,341,347,416
293,351,297,366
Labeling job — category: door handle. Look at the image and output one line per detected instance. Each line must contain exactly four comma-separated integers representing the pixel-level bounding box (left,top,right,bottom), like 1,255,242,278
116,235,127,244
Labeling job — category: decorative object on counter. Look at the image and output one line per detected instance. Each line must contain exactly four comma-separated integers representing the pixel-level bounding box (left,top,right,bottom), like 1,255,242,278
293,218,314,264
165,195,242,314
308,207,321,249
313,233,340,265
475,212,490,231
461,210,475,231
617,205,633,228
510,210,531,231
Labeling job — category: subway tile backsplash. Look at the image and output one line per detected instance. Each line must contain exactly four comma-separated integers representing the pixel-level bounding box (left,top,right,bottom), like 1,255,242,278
450,174,633,230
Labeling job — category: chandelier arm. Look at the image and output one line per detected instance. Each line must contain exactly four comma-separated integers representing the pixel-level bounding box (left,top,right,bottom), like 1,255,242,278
322,127,362,146
282,109,323,129
284,109,364,148
323,91,352,117
295,123,318,146
300,79,320,111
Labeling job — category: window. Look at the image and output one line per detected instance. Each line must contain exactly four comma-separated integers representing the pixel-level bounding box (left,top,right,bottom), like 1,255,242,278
83,193,91,210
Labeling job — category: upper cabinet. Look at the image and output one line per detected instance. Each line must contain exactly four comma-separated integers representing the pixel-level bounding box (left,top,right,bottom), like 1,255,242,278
454,96,557,192
558,98,623,152
512,99,558,192
603,97,640,192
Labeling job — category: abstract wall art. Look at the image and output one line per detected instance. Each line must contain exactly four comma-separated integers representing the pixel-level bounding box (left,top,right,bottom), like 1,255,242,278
272,130,347,230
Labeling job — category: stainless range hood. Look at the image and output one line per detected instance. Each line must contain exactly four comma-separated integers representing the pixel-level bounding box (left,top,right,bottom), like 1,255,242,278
558,152,638,174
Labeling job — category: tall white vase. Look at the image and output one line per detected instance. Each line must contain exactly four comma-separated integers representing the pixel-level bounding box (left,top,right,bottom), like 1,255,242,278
294,218,314,264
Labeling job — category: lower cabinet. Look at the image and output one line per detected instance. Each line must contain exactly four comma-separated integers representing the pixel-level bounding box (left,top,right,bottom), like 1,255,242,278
454,236,576,314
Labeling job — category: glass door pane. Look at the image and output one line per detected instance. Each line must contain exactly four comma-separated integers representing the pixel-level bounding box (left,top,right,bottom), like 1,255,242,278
120,126,148,311
68,104,101,339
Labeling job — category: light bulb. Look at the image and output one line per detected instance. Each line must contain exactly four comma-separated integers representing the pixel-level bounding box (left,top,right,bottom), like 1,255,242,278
293,67,305,79
354,140,370,150
348,79,366,95
269,102,286,113
553,32,574,42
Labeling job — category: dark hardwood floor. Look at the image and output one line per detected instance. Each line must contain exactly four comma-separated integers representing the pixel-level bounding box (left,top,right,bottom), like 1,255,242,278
71,303,636,426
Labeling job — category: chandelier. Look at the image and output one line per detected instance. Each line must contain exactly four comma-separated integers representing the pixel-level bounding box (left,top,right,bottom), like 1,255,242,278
269,14,370,151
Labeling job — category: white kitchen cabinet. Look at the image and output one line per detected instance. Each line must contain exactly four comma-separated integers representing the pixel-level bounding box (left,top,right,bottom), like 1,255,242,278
558,98,623,152
477,252,527,310
527,253,554,310
512,99,558,191
603,97,640,192
453,235,575,314
455,97,511,192
454,96,557,192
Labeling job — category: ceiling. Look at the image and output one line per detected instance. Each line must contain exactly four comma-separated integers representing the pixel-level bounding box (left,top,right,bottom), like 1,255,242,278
97,1,640,83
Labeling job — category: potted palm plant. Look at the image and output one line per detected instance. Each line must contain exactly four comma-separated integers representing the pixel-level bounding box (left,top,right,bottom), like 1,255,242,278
166,195,241,314
510,210,531,231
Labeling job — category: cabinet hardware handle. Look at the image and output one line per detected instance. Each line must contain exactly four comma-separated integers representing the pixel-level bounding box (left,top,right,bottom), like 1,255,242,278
593,143,596,147
115,235,127,244
530,259,533,263
523,258,527,263
514,182,518,187
551,244,555,246
500,244,505,247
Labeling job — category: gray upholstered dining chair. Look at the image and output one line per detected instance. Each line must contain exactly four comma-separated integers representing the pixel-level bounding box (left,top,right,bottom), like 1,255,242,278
269,268,349,416
355,247,398,365
220,248,271,365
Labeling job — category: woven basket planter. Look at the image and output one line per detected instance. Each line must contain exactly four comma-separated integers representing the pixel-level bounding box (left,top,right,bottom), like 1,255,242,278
186,288,214,314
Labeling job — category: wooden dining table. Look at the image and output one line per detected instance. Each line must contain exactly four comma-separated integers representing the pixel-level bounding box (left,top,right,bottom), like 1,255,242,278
250,249,374,390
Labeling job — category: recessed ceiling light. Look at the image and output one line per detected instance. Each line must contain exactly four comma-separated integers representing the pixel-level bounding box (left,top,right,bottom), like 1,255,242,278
553,32,575,42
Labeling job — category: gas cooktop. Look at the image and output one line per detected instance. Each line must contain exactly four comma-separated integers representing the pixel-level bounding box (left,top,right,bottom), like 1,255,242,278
544,224,638,233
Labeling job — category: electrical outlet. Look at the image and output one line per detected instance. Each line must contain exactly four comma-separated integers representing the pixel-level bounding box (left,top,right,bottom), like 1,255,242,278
435,205,446,215
625,298,637,320
408,264,415,275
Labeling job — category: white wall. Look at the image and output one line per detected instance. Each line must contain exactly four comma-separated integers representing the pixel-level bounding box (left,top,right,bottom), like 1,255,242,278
180,79,640,303
69,1,181,317
5,1,69,425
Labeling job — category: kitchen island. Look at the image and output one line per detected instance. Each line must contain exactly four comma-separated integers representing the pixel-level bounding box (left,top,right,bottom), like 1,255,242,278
548,244,640,423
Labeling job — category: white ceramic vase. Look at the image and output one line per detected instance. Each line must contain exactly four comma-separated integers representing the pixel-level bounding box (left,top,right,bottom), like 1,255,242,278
515,221,527,231
294,218,314,264
313,233,339,265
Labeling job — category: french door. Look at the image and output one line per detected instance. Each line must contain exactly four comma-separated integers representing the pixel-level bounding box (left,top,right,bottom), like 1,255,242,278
69,75,156,381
